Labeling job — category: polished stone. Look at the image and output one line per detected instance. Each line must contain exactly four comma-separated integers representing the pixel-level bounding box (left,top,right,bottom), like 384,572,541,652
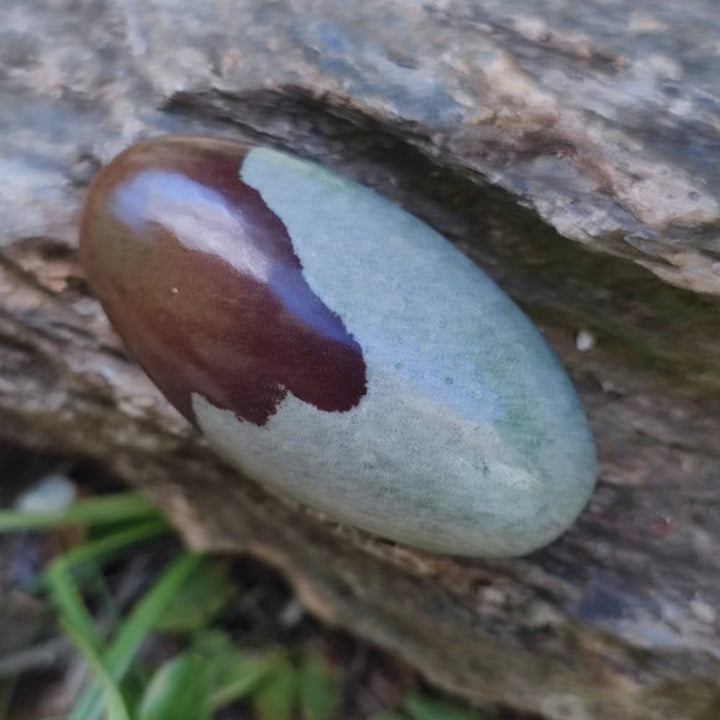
80,136,596,557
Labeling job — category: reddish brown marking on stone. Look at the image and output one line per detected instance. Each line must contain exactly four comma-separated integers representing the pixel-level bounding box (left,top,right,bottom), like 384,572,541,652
80,136,367,426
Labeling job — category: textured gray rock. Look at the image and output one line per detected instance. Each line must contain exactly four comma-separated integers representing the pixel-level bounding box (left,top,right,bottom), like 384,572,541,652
4,0,720,290
2,2,720,719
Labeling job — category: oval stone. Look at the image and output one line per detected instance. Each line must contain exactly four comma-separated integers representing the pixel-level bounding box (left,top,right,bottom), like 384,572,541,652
80,136,596,557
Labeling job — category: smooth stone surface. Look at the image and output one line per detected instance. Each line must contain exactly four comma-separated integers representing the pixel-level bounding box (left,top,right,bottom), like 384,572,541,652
14,474,77,515
80,136,596,557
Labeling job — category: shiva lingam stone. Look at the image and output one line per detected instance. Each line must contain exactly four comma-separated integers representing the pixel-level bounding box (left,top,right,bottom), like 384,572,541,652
80,136,596,557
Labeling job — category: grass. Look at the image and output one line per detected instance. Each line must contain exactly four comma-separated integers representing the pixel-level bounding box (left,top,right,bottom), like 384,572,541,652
0,491,487,720
0,493,161,532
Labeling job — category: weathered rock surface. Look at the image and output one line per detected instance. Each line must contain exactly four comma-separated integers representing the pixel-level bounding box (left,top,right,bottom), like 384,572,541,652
1,2,720,719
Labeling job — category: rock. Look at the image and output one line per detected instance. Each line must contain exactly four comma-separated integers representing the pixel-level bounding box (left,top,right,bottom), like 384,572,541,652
14,474,77,515
80,136,596,557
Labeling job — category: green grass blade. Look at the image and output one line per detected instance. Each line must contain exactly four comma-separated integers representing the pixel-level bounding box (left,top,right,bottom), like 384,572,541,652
153,560,234,633
62,621,131,720
46,519,170,655
51,518,169,578
104,553,203,676
192,629,279,708
72,553,203,720
298,651,341,720
253,655,297,720
46,562,102,655
0,493,163,532
138,653,211,720
208,651,281,709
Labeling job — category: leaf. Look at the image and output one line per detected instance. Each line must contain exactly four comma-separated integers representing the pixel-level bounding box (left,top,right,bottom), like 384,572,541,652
404,694,484,720
189,630,280,709
366,714,407,720
298,651,341,720
138,653,211,720
253,655,297,720
153,561,234,632
191,629,238,664
210,652,281,709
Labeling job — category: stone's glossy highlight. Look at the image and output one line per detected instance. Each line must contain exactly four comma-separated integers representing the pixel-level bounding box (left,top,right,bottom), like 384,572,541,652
81,136,597,557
